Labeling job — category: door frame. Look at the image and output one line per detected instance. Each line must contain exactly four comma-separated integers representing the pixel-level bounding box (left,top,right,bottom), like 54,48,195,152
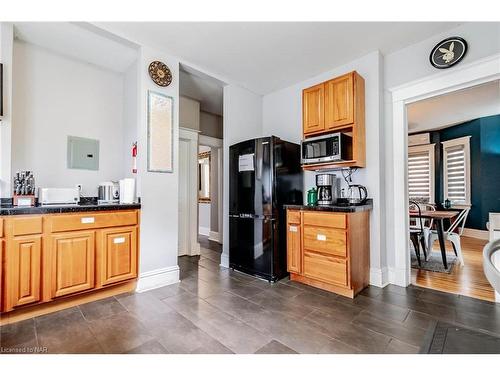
199,134,224,244
178,127,201,257
388,53,500,286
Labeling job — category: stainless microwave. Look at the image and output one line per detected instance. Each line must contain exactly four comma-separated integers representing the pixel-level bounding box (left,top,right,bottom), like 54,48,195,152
301,132,352,165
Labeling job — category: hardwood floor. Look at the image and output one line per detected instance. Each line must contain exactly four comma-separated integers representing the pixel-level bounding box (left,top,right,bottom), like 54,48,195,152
411,236,496,302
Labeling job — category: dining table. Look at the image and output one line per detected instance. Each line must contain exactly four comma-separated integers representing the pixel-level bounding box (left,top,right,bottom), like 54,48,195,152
409,209,459,269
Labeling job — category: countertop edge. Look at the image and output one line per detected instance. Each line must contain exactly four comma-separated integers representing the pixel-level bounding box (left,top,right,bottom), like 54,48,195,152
0,203,141,216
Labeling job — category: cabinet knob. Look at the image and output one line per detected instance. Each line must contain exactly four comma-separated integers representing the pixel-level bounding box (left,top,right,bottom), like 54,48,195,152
113,237,126,244
316,234,327,241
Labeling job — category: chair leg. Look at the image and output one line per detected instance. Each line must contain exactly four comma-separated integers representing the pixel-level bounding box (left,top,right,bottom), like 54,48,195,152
411,234,422,267
419,234,427,260
450,241,458,256
427,233,436,261
450,235,465,266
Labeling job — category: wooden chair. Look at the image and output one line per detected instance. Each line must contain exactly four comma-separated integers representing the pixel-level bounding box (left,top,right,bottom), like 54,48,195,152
409,201,427,267
427,208,470,266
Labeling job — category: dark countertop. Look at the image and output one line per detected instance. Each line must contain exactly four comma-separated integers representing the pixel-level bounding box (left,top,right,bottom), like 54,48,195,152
0,200,141,216
285,199,373,213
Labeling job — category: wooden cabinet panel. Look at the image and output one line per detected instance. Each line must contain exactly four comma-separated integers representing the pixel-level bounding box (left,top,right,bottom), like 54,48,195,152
51,231,95,298
325,73,354,129
303,83,324,135
0,218,4,237
49,211,137,233
100,227,138,286
303,212,346,229
303,226,347,257
303,251,348,286
286,223,302,274
8,235,42,308
12,216,42,236
287,210,301,224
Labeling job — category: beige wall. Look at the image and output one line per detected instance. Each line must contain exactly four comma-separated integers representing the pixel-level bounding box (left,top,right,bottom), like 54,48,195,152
180,96,200,131
200,111,223,139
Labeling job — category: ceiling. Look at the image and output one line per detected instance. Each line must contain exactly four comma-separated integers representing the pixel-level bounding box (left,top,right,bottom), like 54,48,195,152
14,22,138,73
95,22,461,94
180,69,223,115
407,80,500,134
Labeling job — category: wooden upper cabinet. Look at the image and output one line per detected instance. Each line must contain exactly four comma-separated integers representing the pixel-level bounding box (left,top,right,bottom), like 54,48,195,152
7,235,42,309
99,227,138,286
50,231,95,298
302,83,325,135
325,73,354,129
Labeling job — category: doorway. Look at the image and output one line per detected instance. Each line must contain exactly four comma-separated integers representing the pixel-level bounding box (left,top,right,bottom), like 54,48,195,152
389,53,500,301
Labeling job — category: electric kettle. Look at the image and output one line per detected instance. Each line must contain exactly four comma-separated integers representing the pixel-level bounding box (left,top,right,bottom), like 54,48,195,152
345,184,368,205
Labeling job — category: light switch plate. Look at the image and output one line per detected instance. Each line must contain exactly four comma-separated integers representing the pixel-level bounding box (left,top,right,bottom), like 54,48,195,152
67,136,99,170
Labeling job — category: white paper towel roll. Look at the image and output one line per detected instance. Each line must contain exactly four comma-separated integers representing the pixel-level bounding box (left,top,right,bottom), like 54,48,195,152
119,178,136,204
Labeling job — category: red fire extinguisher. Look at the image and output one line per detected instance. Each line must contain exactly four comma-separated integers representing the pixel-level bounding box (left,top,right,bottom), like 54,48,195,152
132,142,137,174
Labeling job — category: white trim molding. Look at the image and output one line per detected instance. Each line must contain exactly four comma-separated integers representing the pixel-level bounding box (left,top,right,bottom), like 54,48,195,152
136,266,180,293
199,226,210,236
389,53,500,287
370,267,389,288
209,230,221,243
220,252,229,268
463,228,489,241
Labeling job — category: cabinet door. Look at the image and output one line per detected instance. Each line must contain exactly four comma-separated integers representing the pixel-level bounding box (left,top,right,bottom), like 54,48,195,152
303,251,348,286
8,235,42,308
100,227,137,286
51,231,95,298
325,73,354,129
303,83,325,135
287,223,302,274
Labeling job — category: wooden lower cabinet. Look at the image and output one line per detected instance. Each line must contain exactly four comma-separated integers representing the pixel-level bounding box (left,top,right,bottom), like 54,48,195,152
99,226,138,286
50,231,95,298
286,209,370,298
0,210,140,315
7,235,43,309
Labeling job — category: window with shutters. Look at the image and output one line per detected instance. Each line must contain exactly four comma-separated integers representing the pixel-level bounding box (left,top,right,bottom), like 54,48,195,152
408,144,435,203
442,136,471,207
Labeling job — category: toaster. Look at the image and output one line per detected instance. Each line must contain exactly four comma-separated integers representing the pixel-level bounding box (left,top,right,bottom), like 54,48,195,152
39,188,80,206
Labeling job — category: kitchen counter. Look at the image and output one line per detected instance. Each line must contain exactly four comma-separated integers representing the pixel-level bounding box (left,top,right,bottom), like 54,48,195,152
285,199,373,213
0,199,141,216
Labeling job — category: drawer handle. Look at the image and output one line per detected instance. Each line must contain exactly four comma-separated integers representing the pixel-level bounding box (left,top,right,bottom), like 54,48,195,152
289,225,298,232
316,234,327,241
81,217,95,224
113,237,126,244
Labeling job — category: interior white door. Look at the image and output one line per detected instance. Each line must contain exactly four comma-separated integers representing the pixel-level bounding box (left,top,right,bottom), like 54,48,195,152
178,138,190,256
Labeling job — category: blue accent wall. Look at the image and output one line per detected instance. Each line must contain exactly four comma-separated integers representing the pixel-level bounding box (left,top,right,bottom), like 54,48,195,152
426,114,500,230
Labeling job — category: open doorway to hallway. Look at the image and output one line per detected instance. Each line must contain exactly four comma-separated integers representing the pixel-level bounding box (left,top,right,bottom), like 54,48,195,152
178,64,224,258
405,80,500,302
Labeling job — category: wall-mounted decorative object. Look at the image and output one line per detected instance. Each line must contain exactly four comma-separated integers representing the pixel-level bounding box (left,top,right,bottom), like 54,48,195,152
430,37,468,69
148,60,172,87
198,151,211,202
147,90,173,173
0,63,3,118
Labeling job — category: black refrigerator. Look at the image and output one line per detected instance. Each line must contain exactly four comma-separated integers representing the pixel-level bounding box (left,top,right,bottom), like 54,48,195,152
229,136,303,282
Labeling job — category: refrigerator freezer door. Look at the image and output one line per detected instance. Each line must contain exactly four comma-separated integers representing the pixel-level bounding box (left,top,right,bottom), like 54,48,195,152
229,216,275,280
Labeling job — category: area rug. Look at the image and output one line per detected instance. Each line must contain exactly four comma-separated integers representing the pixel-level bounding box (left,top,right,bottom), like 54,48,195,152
411,252,457,274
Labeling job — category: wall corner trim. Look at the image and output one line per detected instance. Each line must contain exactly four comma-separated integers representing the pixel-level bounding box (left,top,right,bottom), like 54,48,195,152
369,267,389,288
220,253,229,268
209,231,221,243
136,265,180,293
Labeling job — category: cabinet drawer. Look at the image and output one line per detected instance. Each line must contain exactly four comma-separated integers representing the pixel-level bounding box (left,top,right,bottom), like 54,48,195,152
49,211,138,232
304,251,348,286
303,212,346,229
287,210,301,224
303,226,347,257
12,216,43,236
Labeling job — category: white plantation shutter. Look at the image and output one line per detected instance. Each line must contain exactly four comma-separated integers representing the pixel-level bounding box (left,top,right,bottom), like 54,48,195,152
443,136,471,206
408,144,435,203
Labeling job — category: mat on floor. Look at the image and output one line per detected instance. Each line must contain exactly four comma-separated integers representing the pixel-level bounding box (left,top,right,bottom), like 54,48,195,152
411,252,457,273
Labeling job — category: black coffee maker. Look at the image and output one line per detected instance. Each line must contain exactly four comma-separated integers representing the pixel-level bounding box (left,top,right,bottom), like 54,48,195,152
316,174,339,205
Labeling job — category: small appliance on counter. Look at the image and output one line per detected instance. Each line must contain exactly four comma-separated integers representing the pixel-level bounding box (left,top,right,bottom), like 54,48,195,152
338,184,368,206
39,187,80,206
316,173,340,205
119,178,136,204
98,181,120,205
301,132,352,166
306,187,318,206
13,170,36,206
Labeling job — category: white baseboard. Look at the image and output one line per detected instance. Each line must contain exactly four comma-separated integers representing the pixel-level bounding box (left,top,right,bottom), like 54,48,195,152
199,226,210,236
220,252,229,268
135,265,180,293
388,267,409,287
209,230,221,243
369,267,389,288
463,228,489,240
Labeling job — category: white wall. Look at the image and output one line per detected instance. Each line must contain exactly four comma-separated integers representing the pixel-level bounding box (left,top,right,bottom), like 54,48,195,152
262,51,387,285
135,46,180,289
12,41,126,197
122,60,139,185
221,84,263,266
383,22,500,273
179,96,200,131
0,23,13,198
198,202,211,236
200,110,223,139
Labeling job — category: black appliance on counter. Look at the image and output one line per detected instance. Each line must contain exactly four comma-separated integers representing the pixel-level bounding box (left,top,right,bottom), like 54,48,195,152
229,136,303,282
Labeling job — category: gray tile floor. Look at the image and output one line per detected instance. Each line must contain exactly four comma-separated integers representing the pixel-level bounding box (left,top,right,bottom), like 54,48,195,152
2,236,500,354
